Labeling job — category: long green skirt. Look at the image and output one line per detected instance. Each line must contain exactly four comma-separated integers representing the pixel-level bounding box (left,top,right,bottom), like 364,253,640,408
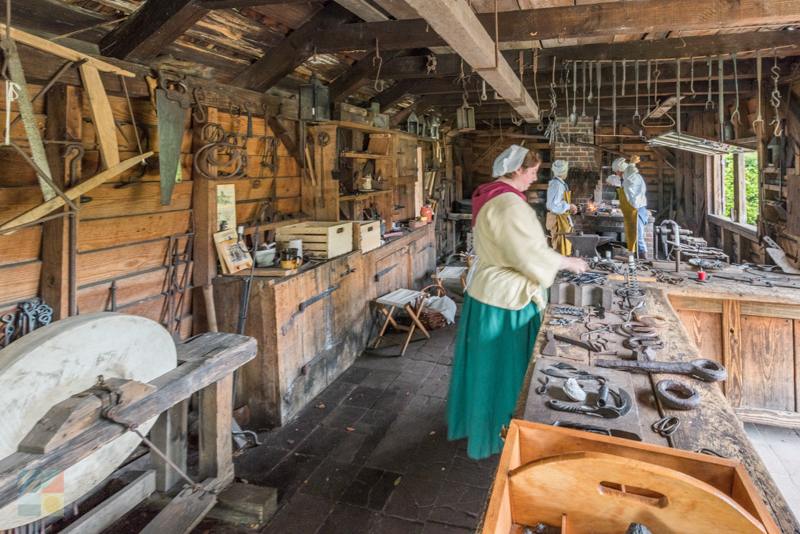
446,294,541,460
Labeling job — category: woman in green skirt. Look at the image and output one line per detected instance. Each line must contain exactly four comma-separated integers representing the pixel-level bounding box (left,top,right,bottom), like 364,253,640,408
446,145,589,460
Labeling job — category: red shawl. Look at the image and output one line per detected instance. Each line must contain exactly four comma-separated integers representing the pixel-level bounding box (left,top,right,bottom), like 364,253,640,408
471,181,526,227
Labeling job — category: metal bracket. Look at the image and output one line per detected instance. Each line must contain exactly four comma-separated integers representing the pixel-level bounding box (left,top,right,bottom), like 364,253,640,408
375,263,398,281
281,285,340,335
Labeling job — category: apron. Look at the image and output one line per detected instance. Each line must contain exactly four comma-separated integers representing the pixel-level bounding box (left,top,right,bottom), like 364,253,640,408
547,189,573,256
617,187,638,253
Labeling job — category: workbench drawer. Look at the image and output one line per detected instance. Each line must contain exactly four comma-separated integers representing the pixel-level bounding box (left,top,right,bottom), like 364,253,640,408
352,221,381,253
484,420,779,534
276,222,353,259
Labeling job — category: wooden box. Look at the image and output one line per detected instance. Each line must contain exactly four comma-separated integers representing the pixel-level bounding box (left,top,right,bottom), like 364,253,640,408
333,102,369,125
352,221,381,253
276,222,353,259
484,420,779,534
366,134,391,156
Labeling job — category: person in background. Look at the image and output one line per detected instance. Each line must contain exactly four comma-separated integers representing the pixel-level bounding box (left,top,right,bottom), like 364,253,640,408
447,145,589,460
545,159,578,255
605,155,649,258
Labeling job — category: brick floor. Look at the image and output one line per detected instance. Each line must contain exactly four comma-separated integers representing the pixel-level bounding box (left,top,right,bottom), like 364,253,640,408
224,282,501,534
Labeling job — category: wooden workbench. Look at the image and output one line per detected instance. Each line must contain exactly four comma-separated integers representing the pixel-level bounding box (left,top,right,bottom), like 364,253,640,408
513,284,800,533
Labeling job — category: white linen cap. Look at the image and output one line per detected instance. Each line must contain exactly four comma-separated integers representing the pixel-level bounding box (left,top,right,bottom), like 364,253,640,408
492,145,529,177
612,157,629,172
551,159,569,177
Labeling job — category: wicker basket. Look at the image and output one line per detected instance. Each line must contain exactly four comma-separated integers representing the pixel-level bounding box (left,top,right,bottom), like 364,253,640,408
417,285,448,331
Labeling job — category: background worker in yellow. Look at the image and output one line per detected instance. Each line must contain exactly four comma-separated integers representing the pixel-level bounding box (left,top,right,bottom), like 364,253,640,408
605,155,649,257
545,159,578,255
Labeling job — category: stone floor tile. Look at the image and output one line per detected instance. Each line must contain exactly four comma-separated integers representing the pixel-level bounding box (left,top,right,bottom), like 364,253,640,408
412,349,442,363
337,366,373,384
259,452,325,502
404,446,457,483
353,353,410,372
373,387,415,413
299,458,359,501
369,514,425,534
404,360,437,377
343,385,387,409
340,467,400,510
329,431,369,464
295,426,350,458
361,369,401,388
256,419,318,451
403,395,446,420
772,474,800,516
428,482,486,530
322,405,368,430
366,415,432,474
353,408,400,436
262,493,334,534
383,476,442,522
317,503,377,534
417,368,451,399
769,442,800,477
421,521,475,534
754,423,800,446
743,422,765,444
234,443,290,483
446,455,496,489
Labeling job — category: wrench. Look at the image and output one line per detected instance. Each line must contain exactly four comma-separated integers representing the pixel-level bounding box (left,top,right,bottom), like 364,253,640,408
594,358,727,382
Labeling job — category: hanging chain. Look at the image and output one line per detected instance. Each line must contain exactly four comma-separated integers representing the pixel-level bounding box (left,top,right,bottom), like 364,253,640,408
770,48,782,136
705,55,714,110
549,55,558,119
730,52,742,126
690,56,696,98
373,38,384,92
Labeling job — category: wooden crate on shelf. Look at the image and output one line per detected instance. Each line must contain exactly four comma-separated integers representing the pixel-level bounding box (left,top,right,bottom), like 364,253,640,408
366,134,391,156
276,222,353,259
484,420,779,534
352,221,381,253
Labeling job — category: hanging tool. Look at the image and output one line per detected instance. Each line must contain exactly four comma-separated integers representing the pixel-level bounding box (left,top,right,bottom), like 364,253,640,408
595,61,601,129
570,61,578,126
156,70,191,206
633,60,640,124
705,56,714,110
317,131,330,209
282,285,340,335
646,60,652,117
244,101,254,138
730,52,742,128
587,60,593,103
689,57,696,99
676,58,681,136
612,60,617,133
718,55,724,141
770,49,782,136
581,60,586,117
753,50,764,135
621,59,626,96
594,358,727,382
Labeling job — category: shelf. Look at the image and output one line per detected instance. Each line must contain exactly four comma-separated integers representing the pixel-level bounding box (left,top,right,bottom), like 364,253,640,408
339,190,392,201
341,152,391,160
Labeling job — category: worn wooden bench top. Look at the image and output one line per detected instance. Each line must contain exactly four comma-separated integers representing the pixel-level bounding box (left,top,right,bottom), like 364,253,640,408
512,285,800,533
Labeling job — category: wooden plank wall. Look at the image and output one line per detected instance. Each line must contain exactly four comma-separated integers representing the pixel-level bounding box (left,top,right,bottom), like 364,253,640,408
0,84,305,339
669,295,800,428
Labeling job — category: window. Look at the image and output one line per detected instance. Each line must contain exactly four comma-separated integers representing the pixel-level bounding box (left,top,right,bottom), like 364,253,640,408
723,153,759,225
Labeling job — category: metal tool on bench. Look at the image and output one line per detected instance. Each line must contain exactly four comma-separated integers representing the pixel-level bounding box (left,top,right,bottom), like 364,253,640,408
547,387,632,418
652,416,681,438
554,420,642,441
554,332,604,352
594,358,727,382
656,379,701,410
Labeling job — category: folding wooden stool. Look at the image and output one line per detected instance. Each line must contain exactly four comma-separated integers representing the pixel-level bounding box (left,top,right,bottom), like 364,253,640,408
373,288,431,356
431,265,468,291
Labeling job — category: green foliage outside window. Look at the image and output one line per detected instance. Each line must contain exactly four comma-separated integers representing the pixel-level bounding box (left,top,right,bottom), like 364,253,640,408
723,153,759,225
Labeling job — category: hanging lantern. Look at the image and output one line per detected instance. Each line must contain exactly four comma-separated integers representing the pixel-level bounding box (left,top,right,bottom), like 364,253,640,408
456,104,475,131
429,116,440,139
299,73,330,122
407,112,421,135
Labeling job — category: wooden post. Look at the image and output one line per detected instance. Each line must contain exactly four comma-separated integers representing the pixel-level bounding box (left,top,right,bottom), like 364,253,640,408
657,155,664,216
150,400,189,492
722,299,743,407
732,153,747,223
415,146,424,217
42,84,82,320
199,374,234,484
191,107,218,334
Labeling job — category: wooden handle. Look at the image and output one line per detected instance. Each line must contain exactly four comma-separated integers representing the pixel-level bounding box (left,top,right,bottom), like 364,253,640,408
203,284,218,333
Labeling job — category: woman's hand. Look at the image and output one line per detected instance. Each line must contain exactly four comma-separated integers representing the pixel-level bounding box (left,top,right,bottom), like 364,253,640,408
569,204,578,214
559,256,590,274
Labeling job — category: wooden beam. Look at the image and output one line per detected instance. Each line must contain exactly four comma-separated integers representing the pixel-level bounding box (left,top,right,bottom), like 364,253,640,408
401,0,539,122
150,400,188,492
80,64,121,169
328,50,402,103
374,79,419,110
199,374,233,482
334,0,388,21
313,1,800,52
41,85,82,321
390,96,434,127
199,0,324,7
99,0,208,63
229,3,356,92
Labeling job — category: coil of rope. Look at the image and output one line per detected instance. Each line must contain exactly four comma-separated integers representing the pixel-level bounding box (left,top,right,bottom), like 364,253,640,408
193,122,249,180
